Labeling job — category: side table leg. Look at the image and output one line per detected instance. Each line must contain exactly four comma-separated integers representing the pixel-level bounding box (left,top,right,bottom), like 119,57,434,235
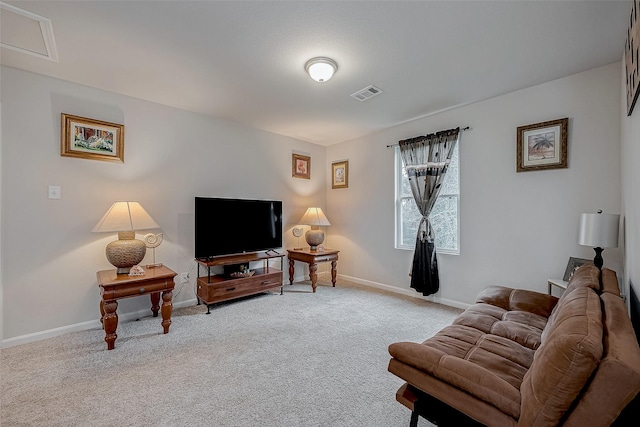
331,260,337,287
309,263,318,293
161,290,173,334
99,299,105,329
103,300,118,350
288,259,295,285
150,292,160,317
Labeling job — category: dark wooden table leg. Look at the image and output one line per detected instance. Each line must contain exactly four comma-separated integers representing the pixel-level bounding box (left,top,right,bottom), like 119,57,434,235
150,292,160,317
161,290,173,334
288,259,295,285
309,263,318,292
99,299,105,329
331,260,337,287
103,300,118,350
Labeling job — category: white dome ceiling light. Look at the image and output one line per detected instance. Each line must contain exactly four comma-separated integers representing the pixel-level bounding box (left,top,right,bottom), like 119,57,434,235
305,57,338,83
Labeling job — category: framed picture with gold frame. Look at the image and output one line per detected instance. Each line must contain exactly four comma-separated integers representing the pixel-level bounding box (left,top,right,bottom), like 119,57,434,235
331,160,349,189
516,118,568,172
61,113,124,163
292,153,310,179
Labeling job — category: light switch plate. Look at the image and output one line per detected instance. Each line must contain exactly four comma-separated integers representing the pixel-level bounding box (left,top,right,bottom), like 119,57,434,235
48,185,61,199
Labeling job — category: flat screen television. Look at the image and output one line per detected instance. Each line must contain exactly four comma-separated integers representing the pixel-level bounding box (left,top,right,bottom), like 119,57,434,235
195,197,283,259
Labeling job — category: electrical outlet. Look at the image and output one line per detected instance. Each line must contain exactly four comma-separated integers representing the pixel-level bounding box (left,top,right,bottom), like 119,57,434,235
181,272,189,283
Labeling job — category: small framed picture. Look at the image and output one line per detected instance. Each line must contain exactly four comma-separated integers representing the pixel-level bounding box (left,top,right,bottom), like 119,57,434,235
61,114,124,162
331,160,349,189
563,257,593,282
516,118,568,172
292,153,310,179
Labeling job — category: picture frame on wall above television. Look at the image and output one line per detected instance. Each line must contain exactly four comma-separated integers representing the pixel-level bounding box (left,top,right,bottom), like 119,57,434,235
332,160,349,189
292,153,310,179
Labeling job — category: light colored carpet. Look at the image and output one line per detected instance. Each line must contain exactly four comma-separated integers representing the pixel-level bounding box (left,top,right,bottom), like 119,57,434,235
0,278,461,426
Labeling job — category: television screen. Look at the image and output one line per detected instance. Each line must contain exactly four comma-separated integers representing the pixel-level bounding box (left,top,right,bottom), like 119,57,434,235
195,197,283,259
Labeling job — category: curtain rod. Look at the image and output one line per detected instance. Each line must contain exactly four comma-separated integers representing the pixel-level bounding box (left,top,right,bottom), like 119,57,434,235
386,126,470,148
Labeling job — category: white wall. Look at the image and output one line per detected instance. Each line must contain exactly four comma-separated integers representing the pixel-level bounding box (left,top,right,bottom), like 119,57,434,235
0,62,627,345
0,66,327,344
0,80,4,345
620,58,640,312
327,63,622,305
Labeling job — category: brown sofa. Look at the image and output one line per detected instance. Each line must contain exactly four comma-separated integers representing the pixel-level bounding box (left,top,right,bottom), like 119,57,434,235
388,265,640,426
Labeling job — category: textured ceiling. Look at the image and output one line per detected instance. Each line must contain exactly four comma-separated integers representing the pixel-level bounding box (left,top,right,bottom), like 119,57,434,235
0,1,630,146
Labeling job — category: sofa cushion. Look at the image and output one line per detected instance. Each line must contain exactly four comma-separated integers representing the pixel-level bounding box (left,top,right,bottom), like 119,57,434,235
454,303,548,350
425,325,536,374
389,363,518,427
475,285,558,318
519,287,603,427
388,321,537,419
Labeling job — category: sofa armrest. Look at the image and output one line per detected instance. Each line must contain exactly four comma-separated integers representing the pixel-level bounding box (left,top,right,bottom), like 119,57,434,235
475,286,558,318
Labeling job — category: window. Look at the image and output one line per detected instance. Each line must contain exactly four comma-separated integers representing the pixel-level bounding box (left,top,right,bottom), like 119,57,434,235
395,144,459,254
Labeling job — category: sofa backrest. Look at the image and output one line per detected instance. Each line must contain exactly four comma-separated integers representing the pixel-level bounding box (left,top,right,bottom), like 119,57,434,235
561,292,640,426
519,286,603,427
541,264,600,344
563,264,600,295
601,267,621,297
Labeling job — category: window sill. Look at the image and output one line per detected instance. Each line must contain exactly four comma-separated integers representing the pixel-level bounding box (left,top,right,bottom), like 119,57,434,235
396,245,459,256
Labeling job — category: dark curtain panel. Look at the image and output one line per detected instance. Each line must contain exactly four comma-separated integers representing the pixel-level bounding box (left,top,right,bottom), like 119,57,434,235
398,128,460,296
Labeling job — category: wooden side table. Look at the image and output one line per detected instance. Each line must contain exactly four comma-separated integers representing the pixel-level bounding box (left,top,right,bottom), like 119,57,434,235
97,265,177,350
287,248,339,292
547,278,568,296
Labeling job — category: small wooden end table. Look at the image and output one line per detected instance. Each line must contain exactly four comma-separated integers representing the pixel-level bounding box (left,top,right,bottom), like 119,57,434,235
547,278,568,296
97,265,177,350
287,248,339,292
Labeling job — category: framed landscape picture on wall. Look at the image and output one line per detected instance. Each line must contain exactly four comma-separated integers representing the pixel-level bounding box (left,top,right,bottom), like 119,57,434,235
61,114,124,162
516,117,568,172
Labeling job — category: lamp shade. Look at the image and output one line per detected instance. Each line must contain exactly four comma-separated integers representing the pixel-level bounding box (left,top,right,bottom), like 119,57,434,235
578,212,619,248
298,207,331,226
92,201,159,233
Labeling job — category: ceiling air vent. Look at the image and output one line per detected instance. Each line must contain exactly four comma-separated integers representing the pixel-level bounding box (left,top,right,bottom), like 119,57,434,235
350,85,383,102
0,2,58,62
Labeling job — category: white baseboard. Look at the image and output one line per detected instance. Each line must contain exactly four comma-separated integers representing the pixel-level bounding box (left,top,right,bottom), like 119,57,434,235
338,274,471,311
1,298,198,349
2,273,469,348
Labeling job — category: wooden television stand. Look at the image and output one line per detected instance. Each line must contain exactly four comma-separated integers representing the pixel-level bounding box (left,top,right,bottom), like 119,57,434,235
196,251,284,314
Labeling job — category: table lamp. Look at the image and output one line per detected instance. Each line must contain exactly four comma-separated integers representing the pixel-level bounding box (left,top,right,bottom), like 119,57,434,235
299,207,331,251
92,201,160,273
578,210,619,270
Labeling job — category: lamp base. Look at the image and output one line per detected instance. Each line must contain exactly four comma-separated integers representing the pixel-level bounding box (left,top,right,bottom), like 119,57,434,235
593,247,604,270
305,229,325,252
106,231,146,274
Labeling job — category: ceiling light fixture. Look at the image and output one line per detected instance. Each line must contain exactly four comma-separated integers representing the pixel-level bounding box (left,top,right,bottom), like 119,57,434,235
305,57,338,83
